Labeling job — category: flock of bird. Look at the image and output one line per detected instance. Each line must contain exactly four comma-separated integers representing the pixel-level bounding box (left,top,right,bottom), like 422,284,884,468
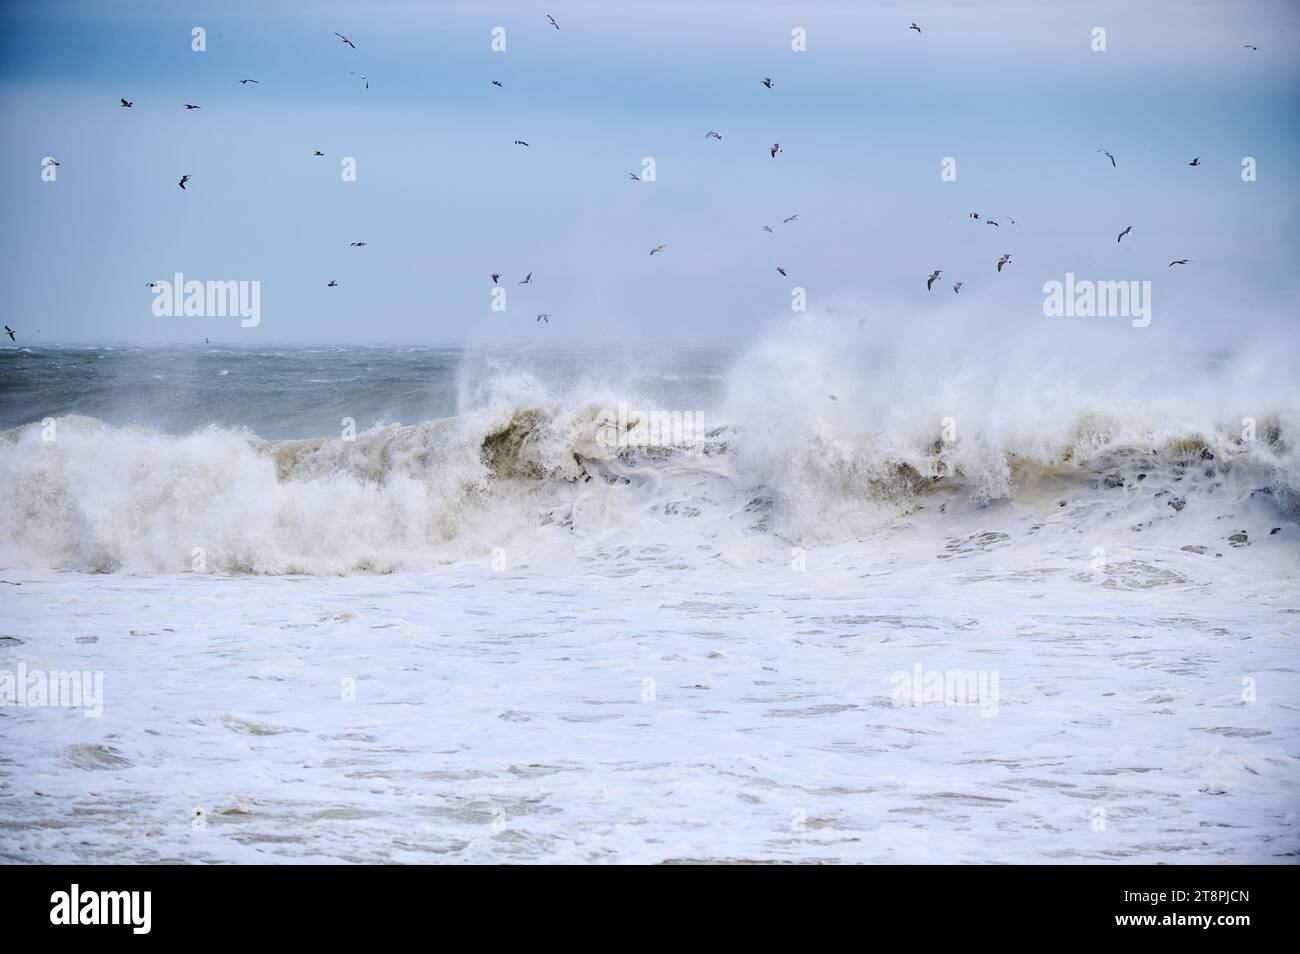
7,15,1266,346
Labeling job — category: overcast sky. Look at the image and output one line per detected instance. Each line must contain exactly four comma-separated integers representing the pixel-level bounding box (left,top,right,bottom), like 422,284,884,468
1,0,1298,347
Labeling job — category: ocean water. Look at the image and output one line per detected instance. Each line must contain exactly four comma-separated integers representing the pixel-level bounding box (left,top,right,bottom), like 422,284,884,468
1,329,1298,862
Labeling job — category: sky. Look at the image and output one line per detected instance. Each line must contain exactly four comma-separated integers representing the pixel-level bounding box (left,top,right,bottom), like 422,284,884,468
1,0,1298,347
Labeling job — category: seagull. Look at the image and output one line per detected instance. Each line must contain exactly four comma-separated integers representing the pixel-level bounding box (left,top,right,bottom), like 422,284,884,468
1188,157,1200,166
628,172,640,181
927,270,941,290
776,265,788,277
986,219,1000,227
4,326,14,342
178,175,190,190
762,77,774,88
911,22,922,34
783,214,799,224
770,143,782,158
1244,44,1259,51
327,280,338,287
537,313,550,323
761,225,774,233
1117,225,1133,243
491,274,500,284
120,98,133,107
519,272,533,284
969,212,980,220
650,245,666,255
953,282,963,294
183,104,201,109
1007,216,1021,227
547,14,559,30
997,254,1011,272
43,158,59,166
349,241,367,247
514,140,530,147
705,131,723,141
492,80,503,87
146,282,161,288
236,79,259,85
1168,259,1191,267
335,32,356,49
313,150,325,157
1098,149,1116,167
351,72,368,89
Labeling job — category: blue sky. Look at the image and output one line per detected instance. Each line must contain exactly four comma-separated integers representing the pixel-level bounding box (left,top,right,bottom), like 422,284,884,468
1,0,1298,346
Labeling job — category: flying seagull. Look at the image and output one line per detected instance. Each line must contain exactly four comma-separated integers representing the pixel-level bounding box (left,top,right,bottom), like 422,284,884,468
519,272,533,284
514,140,530,147
492,80,503,87
969,212,980,220
1117,225,1133,243
1098,149,1116,167
547,14,559,30
986,219,1000,227
911,22,922,34
762,77,774,88
705,131,722,141
236,79,259,85
1188,157,1200,166
491,274,500,284
776,265,788,277
4,326,15,342
953,282,964,294
178,175,190,190
120,98,133,107
1244,45,1259,51
927,269,941,290
146,282,161,288
351,72,368,89
335,32,356,48
783,214,799,224
327,280,338,287
537,313,550,323
997,254,1011,272
761,225,774,233
628,172,640,181
650,245,666,255
770,143,782,158
314,150,325,157
43,158,59,167
183,104,201,109
350,241,367,247
1168,259,1190,267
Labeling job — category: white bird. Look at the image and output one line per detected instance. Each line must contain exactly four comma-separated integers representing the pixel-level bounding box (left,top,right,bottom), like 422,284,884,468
762,77,774,89
997,254,1011,272
650,245,666,255
705,131,722,141
537,313,551,322
953,282,963,294
770,143,782,158
927,270,941,290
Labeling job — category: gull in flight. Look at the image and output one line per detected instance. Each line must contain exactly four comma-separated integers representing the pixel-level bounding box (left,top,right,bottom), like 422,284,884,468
314,150,325,157
1098,149,1116,167
762,77,774,88
1117,225,1133,243
519,272,533,284
327,280,338,287
770,143,782,158
650,245,666,255
547,14,559,30
120,98,133,107
953,282,964,294
911,23,922,34
1244,44,1259,51
351,72,368,90
761,225,774,233
997,254,1011,272
178,175,190,190
236,79,259,85
969,212,980,220
4,326,14,342
927,269,941,290
783,214,799,224
183,104,201,109
1188,157,1200,166
537,313,550,323
1168,259,1191,267
146,282,161,288
350,241,367,247
492,80,503,87
514,140,530,147
986,219,1000,227
628,172,640,181
43,158,59,167
776,265,788,277
491,274,500,284
335,32,356,49
705,131,722,141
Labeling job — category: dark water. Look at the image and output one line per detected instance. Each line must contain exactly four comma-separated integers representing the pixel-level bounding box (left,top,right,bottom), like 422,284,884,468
0,345,731,439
